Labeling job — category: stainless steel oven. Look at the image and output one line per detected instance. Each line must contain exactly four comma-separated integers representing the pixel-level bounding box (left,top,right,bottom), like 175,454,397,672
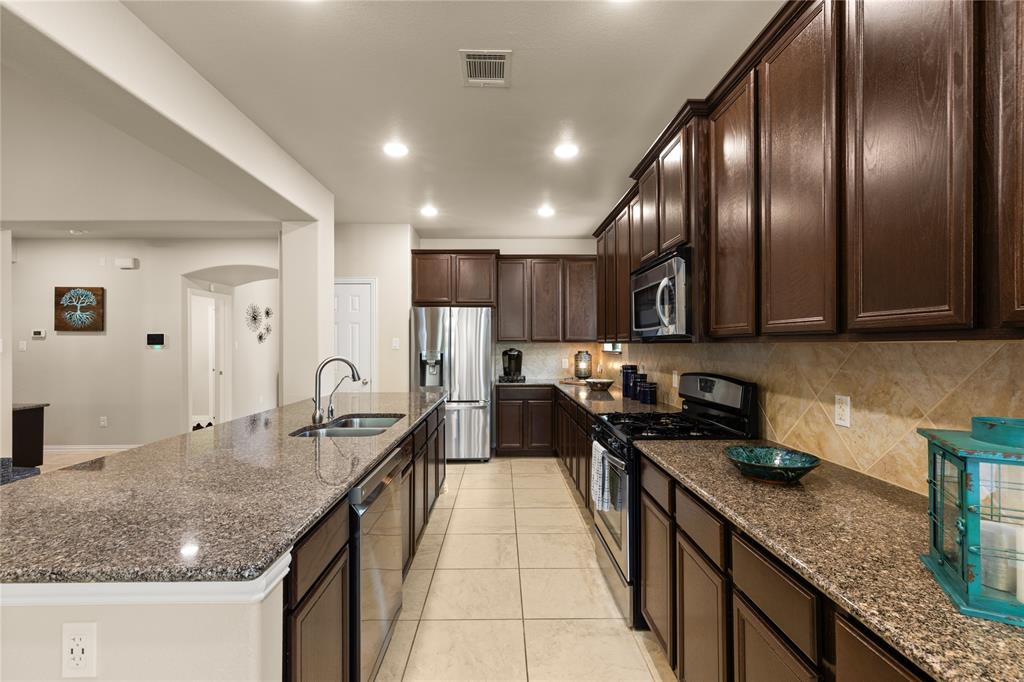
591,436,635,624
631,247,690,341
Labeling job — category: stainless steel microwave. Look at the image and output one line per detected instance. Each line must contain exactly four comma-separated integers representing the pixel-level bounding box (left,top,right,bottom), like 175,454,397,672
630,247,690,340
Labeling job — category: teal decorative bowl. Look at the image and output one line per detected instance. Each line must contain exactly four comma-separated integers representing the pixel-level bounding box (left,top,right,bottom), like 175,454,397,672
725,446,820,484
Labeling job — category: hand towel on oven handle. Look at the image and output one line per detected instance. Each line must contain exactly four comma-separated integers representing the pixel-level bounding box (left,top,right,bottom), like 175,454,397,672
591,441,610,512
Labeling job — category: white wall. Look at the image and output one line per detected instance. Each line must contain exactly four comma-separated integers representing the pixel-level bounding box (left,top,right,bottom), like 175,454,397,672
11,238,278,447
335,224,416,392
417,237,596,255
189,295,215,418
232,278,279,418
0,230,12,457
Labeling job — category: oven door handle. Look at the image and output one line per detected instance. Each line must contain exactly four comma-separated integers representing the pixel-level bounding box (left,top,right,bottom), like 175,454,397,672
604,451,628,471
655,277,671,327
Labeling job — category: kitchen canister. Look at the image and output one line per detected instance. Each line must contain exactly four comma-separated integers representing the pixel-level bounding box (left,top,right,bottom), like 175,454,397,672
639,382,657,405
621,365,638,398
630,373,648,400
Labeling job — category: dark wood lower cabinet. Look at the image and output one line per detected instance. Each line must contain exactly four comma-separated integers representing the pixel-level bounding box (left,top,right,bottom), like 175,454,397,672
834,616,919,682
496,386,555,455
733,594,816,682
526,399,554,450
413,449,426,542
401,456,413,574
677,532,728,682
426,429,438,511
640,492,674,664
497,400,526,450
288,547,349,681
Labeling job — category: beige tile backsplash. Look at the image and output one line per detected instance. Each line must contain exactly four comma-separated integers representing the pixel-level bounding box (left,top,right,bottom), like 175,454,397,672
495,342,602,383
602,340,1024,495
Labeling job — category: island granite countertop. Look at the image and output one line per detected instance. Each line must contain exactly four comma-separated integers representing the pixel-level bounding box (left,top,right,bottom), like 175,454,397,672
636,439,1024,681
0,390,447,584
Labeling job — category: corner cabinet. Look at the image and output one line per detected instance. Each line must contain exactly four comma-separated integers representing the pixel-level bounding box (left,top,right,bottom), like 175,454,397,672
708,72,758,337
844,0,973,330
759,0,838,334
411,251,496,306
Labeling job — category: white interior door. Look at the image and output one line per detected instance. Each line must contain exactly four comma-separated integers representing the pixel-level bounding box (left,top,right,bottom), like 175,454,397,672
188,290,232,426
334,281,373,393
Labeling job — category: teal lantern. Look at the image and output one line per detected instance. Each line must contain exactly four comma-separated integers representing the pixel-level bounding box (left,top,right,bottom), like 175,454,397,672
918,417,1024,627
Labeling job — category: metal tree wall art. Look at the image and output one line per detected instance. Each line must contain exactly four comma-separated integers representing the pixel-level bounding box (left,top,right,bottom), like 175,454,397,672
54,287,105,332
246,304,273,343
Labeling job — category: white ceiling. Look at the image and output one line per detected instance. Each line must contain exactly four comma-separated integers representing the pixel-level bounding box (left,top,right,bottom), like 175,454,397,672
126,0,783,238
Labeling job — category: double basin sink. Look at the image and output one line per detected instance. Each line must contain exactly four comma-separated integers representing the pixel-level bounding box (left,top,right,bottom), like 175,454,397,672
290,415,403,438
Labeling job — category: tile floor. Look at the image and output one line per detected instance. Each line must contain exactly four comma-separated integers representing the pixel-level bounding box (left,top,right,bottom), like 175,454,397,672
375,456,675,682
38,450,119,474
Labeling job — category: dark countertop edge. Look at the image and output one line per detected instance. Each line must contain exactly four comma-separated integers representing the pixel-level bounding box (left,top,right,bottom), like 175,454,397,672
636,442,946,679
12,403,50,411
0,392,448,586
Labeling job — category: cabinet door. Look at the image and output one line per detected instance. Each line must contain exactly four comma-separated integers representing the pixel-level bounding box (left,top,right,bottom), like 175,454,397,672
759,1,838,334
289,547,349,682
733,595,817,682
615,209,632,340
437,417,446,490
413,450,426,542
596,232,607,341
604,223,618,343
401,460,413,573
530,258,564,341
709,72,758,337
453,253,496,306
660,132,689,252
497,259,529,341
835,615,919,682
563,257,598,341
629,194,643,273
426,429,438,511
845,0,973,330
677,532,727,682
526,399,554,450
639,164,661,263
575,422,588,501
412,253,453,305
997,0,1024,325
640,492,674,662
497,400,525,449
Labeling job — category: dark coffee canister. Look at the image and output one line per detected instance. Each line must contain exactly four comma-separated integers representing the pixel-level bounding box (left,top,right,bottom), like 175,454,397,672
629,373,647,400
621,365,638,398
639,382,657,405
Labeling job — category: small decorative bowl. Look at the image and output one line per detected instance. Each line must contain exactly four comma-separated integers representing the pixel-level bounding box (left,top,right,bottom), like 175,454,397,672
584,378,614,391
725,445,821,484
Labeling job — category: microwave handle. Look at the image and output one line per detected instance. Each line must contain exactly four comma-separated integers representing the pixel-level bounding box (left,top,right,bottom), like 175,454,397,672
655,277,671,327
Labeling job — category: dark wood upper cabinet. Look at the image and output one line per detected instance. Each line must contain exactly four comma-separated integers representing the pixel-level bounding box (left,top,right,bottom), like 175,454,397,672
629,193,643,272
659,131,689,252
759,0,837,335
289,548,349,682
640,492,674,664
596,233,607,341
615,208,631,340
639,164,661,263
411,253,453,305
844,0,973,330
996,0,1024,326
604,223,618,343
563,257,598,341
497,258,529,341
709,72,759,337
452,253,497,305
530,259,563,341
677,532,728,682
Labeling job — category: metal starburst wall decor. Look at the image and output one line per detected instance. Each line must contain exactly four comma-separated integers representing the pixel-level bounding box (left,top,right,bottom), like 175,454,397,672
246,303,273,343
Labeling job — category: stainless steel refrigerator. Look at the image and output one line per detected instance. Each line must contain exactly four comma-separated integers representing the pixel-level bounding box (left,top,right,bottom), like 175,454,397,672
411,307,493,461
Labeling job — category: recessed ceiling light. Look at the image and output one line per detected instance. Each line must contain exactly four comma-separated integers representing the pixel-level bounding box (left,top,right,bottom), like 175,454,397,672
383,141,409,158
420,204,438,218
537,204,555,218
68,229,89,236
554,142,579,160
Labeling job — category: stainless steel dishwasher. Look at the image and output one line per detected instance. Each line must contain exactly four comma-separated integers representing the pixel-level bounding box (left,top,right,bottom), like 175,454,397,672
350,447,405,682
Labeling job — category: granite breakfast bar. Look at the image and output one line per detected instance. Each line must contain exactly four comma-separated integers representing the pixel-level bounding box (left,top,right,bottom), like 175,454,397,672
0,389,447,680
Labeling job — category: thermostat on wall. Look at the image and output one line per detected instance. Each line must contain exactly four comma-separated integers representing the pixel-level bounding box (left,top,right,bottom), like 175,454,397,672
147,333,165,349
31,329,46,339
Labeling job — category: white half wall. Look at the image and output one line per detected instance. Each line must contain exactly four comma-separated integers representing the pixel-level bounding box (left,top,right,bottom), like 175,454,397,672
335,224,416,392
11,238,278,446
417,237,596,255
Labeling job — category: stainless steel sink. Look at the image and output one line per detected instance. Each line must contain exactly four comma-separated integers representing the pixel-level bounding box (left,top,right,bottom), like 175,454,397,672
289,414,404,438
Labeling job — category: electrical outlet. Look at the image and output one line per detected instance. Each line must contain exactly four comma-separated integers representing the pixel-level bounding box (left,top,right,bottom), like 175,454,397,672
18,340,27,352
99,416,108,428
834,395,851,428
561,358,569,369
671,371,680,388
62,622,97,678
391,337,400,350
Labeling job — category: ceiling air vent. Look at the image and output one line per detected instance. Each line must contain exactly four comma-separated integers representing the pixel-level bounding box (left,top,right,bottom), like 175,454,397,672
459,49,512,88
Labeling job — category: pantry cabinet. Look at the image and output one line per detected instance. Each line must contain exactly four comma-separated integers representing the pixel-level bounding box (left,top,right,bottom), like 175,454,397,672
844,0,973,331
759,0,837,334
411,251,497,306
708,72,758,338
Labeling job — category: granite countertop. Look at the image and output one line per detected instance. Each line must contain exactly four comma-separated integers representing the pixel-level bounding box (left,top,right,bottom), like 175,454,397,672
12,403,50,411
637,440,1024,681
553,383,678,415
0,390,447,584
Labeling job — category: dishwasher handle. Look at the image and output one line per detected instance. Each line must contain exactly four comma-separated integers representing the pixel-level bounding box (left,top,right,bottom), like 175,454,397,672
351,447,402,510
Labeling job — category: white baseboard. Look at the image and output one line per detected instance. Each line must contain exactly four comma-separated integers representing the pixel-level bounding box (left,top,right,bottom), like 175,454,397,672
43,445,141,454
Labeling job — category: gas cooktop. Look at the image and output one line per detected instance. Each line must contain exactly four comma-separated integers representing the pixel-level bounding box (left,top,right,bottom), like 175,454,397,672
599,411,734,441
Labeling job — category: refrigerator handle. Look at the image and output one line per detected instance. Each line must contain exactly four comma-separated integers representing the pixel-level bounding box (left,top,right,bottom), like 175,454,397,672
445,401,489,409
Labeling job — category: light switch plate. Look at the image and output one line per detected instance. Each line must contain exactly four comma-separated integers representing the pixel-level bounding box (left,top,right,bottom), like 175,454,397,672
561,358,569,369
671,371,679,388
18,340,27,352
834,395,851,428
391,337,400,350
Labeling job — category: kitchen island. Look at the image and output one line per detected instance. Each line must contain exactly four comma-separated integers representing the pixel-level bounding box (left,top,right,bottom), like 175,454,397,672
0,389,447,680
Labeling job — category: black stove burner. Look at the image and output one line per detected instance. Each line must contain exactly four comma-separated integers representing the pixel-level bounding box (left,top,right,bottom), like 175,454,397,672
601,411,732,440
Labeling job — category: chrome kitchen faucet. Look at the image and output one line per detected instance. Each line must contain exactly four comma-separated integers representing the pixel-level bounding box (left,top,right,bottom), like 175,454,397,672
312,356,362,424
